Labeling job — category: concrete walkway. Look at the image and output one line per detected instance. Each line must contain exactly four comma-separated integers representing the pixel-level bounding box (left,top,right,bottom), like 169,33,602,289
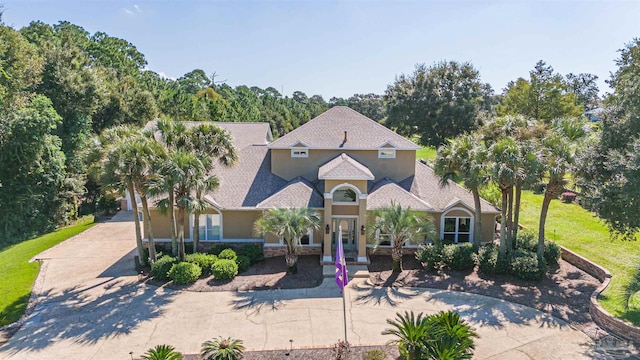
0,212,605,359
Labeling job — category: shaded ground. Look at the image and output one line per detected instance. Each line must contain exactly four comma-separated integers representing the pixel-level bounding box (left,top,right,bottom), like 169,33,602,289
184,345,400,360
143,255,323,291
368,255,602,338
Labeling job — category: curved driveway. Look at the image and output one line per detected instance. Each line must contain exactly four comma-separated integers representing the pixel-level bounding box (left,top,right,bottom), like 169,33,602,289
0,212,604,359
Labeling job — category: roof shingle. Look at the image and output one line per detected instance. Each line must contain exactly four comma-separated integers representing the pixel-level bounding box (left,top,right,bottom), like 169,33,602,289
318,153,375,180
257,177,324,208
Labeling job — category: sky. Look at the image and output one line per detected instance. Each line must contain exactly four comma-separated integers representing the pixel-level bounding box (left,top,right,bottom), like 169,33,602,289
2,1,639,99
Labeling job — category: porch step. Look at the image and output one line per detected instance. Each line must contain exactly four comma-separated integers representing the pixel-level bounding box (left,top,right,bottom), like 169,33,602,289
322,264,369,279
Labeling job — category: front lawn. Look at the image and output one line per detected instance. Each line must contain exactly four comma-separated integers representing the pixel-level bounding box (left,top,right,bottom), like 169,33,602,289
416,146,437,161
518,191,640,325
0,218,95,326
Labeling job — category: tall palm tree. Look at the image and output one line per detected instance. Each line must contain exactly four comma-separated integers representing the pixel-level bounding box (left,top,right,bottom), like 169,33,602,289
434,134,489,244
254,207,321,274
368,202,436,273
489,138,521,254
100,127,147,266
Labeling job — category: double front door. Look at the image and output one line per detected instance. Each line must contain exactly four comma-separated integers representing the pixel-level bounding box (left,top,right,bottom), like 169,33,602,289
332,217,357,259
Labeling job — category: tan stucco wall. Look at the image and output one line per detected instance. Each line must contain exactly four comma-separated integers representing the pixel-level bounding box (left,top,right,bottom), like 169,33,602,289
332,205,359,216
222,210,262,239
325,179,368,194
146,209,188,239
271,149,416,182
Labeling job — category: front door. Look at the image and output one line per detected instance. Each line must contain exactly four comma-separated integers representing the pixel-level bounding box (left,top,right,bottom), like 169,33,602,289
332,217,357,259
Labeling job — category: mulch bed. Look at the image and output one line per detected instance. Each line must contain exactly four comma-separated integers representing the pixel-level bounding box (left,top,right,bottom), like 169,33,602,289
368,255,602,338
142,255,323,291
183,345,400,360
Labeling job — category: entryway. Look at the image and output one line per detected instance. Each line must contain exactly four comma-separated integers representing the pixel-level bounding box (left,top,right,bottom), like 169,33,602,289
332,217,358,261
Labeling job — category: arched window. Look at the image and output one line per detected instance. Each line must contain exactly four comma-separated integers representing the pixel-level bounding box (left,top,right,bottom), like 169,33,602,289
333,187,357,203
441,207,474,244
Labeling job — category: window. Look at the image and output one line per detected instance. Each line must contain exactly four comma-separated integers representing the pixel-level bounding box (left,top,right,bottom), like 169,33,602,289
291,148,309,158
378,149,396,159
198,214,221,241
443,217,471,244
333,188,357,203
300,229,313,245
374,229,421,247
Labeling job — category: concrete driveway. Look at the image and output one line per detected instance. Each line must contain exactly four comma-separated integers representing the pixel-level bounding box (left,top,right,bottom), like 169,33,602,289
0,212,605,360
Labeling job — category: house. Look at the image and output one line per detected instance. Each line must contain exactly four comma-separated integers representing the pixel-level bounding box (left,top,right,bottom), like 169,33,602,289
144,107,500,263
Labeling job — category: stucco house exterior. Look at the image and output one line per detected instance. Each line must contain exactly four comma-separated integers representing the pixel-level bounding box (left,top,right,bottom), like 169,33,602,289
144,106,500,263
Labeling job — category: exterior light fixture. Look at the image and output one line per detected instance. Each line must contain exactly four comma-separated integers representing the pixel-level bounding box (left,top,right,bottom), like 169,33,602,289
325,224,330,234
361,225,366,235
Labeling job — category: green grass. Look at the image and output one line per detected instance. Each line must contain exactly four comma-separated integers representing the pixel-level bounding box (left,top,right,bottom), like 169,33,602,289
518,191,640,325
416,146,437,161
0,218,96,326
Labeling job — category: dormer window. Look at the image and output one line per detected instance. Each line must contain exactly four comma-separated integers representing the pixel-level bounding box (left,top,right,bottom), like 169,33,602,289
378,149,396,158
291,148,309,158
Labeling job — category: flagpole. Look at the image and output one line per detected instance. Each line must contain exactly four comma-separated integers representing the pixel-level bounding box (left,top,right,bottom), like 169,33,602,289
336,225,349,358
342,283,348,356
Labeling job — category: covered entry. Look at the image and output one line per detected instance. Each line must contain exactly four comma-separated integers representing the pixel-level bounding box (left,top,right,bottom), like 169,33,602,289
332,217,358,260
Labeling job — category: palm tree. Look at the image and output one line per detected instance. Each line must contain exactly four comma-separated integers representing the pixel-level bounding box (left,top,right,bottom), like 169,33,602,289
201,337,245,360
141,344,183,360
99,126,147,266
489,138,521,255
368,202,436,273
383,311,477,360
434,134,489,244
383,311,431,360
254,207,321,274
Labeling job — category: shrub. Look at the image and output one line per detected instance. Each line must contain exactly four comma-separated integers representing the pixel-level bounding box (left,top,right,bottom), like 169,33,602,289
201,337,245,360
236,255,250,273
237,244,263,264
151,255,178,281
185,253,218,274
207,244,233,256
441,243,476,271
415,244,443,270
515,230,561,265
141,344,183,360
476,244,509,274
218,248,238,262
561,192,577,203
510,250,547,281
168,262,202,285
212,259,238,280
361,349,386,360
332,340,351,360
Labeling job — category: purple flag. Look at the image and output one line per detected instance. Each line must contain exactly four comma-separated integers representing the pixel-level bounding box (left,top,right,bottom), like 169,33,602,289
335,225,349,292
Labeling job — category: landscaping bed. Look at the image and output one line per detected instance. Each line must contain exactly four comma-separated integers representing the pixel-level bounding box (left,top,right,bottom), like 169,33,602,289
368,255,602,337
182,345,400,360
142,255,323,291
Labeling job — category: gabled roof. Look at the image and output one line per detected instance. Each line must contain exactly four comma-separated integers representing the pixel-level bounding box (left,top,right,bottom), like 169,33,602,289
318,153,375,180
367,178,432,211
268,106,420,150
257,177,324,209
144,120,272,150
399,161,501,214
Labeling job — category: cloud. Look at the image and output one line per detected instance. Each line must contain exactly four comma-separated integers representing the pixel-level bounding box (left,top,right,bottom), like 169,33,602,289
123,4,142,16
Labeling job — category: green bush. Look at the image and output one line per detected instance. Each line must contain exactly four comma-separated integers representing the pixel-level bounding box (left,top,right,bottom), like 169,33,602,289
141,344,183,360
476,244,509,274
510,250,547,281
237,244,263,264
218,248,238,262
201,337,245,360
212,259,238,280
236,255,250,273
415,244,443,270
361,349,386,360
185,253,218,274
151,255,178,281
207,244,233,256
515,230,561,265
168,262,202,285
441,243,476,271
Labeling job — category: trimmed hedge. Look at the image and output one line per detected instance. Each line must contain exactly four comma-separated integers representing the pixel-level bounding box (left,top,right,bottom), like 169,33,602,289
442,243,476,271
185,253,218,274
168,262,202,285
236,255,251,273
212,259,238,280
237,244,263,264
515,230,561,265
207,244,233,256
415,244,443,270
476,244,509,274
510,249,547,280
218,248,238,262
151,255,178,281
